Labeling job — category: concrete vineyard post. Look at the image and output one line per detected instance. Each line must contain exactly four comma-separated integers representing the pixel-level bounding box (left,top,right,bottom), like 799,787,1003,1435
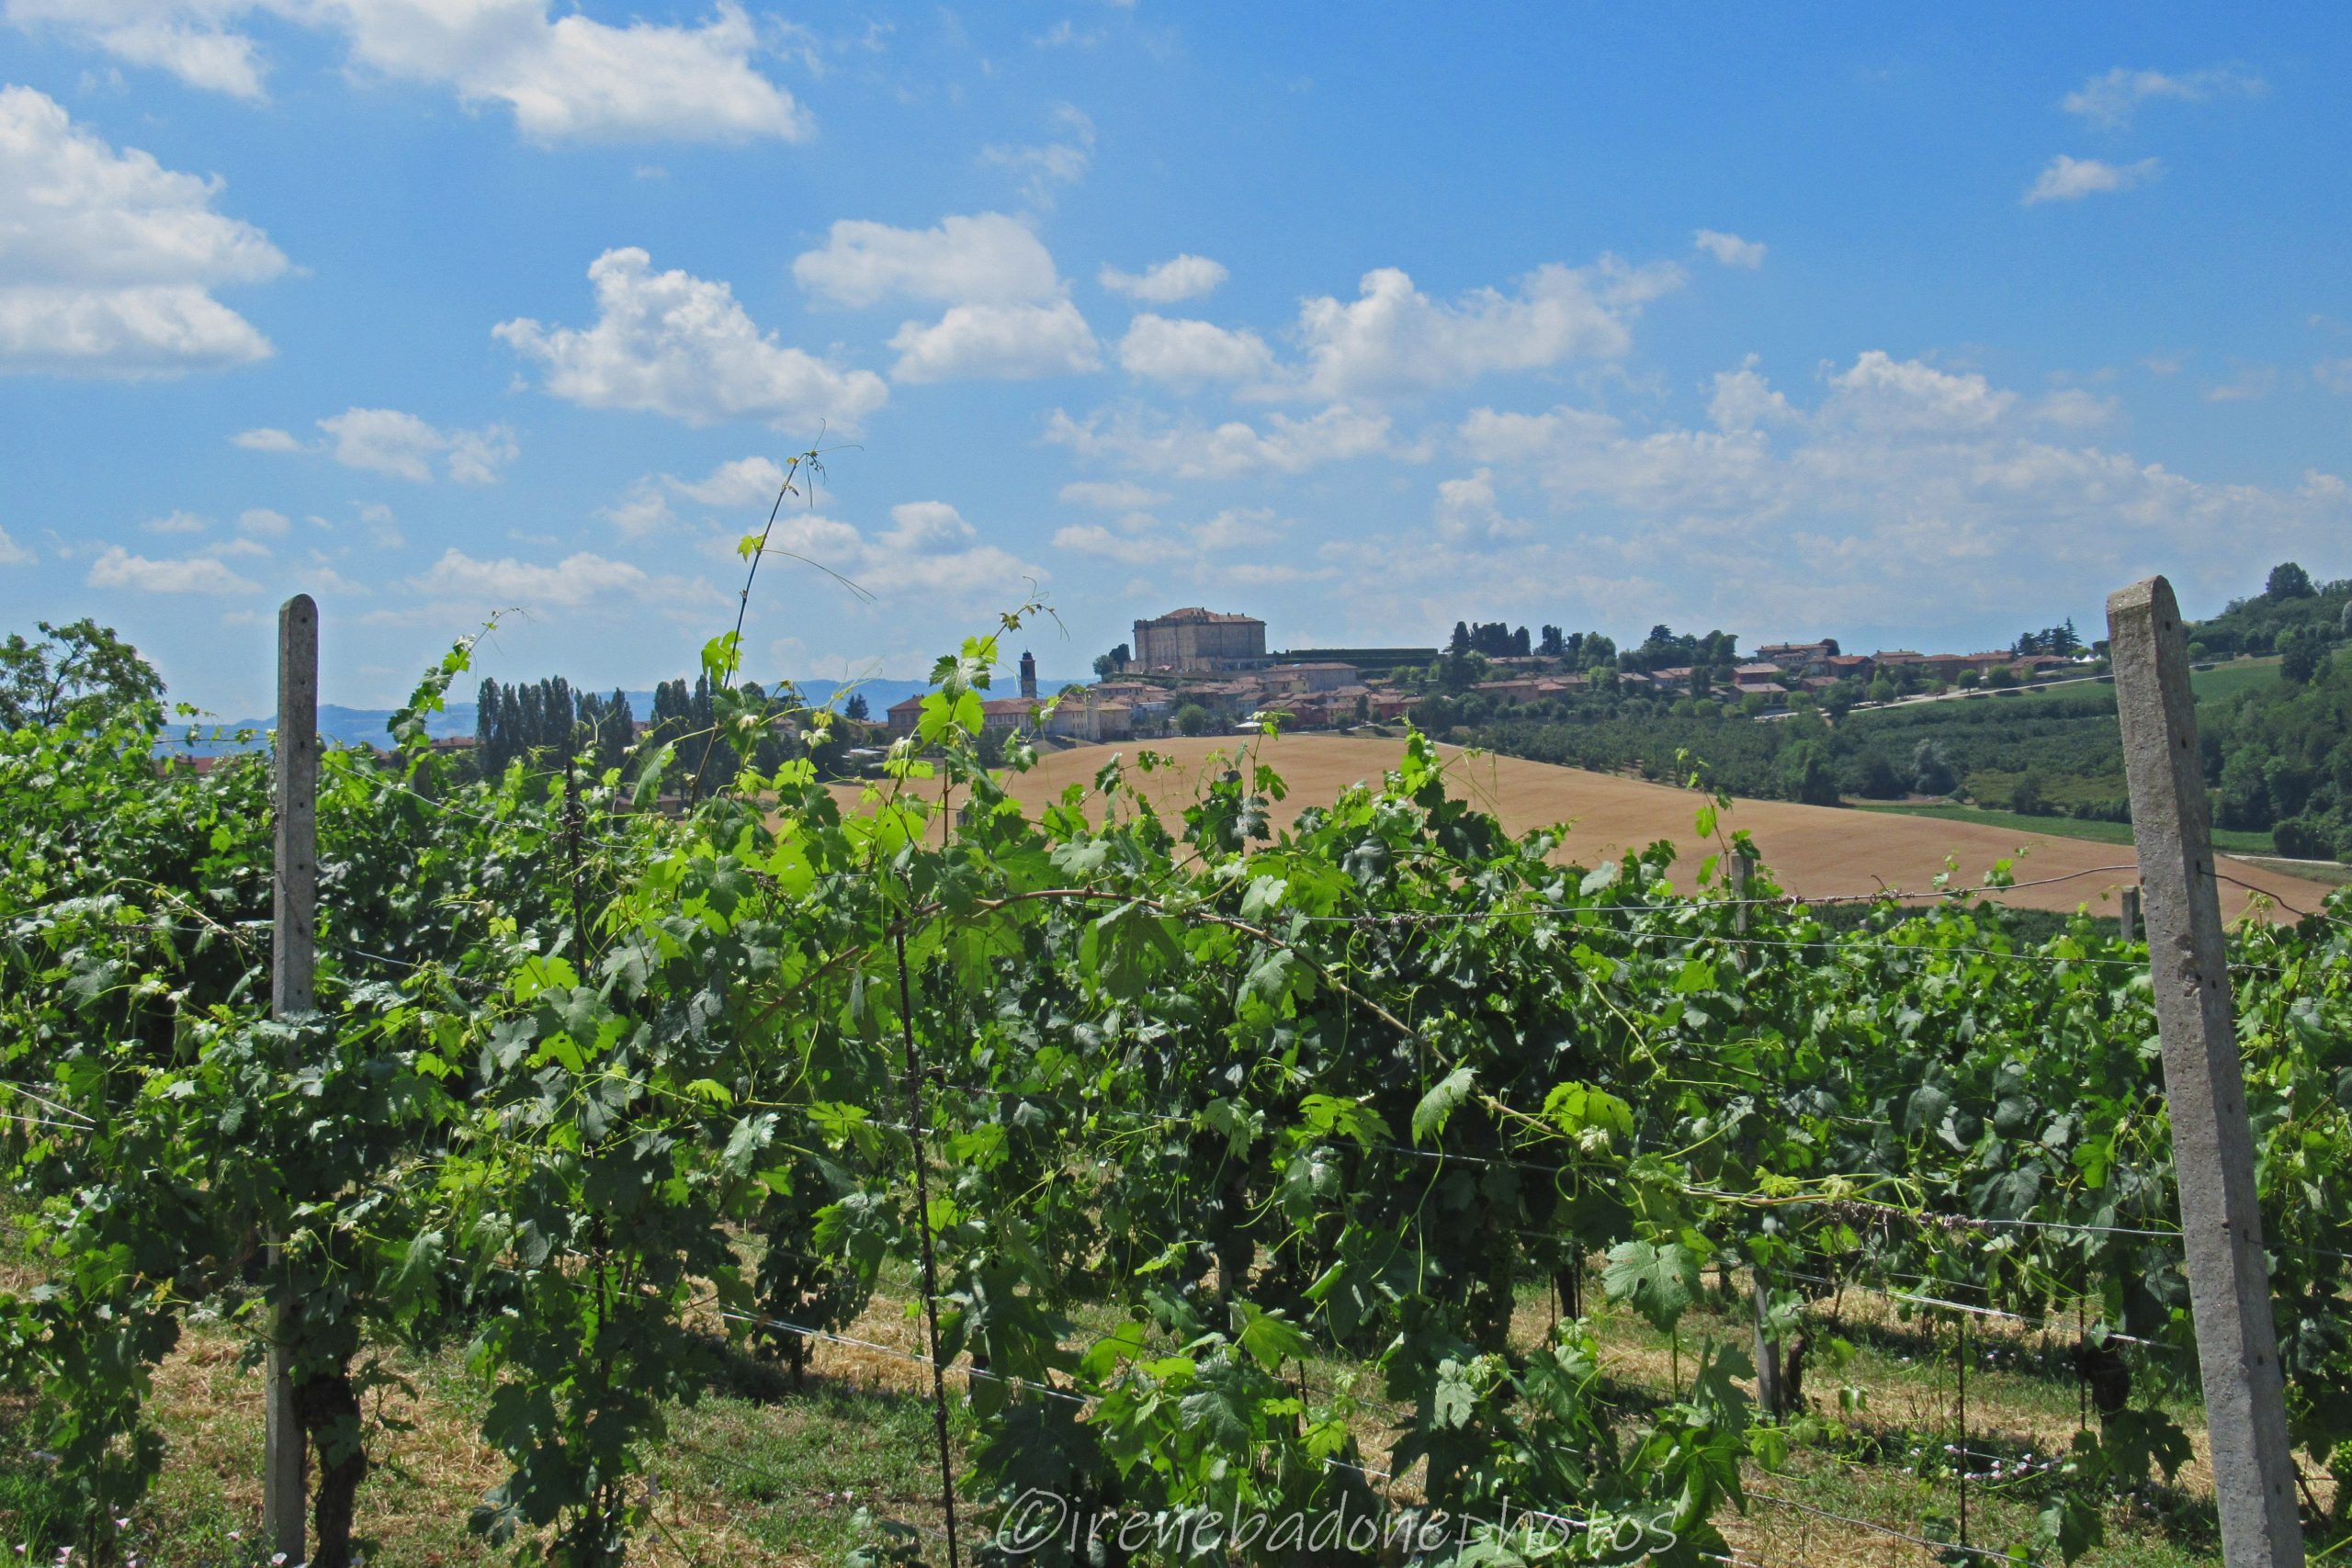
2107,575,2303,1568
2121,884,2142,945
1732,850,1783,1416
265,594,318,1563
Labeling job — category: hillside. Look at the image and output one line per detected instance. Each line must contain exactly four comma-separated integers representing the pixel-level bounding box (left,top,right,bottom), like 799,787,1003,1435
831,732,2321,917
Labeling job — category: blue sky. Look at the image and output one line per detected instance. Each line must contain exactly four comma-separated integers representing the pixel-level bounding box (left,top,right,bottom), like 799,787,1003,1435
2,2,2347,714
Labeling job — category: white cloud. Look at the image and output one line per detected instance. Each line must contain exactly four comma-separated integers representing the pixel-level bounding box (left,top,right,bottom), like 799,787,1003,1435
1422,349,2352,639
142,509,210,534
205,535,269,558
403,547,653,608
1051,520,1184,567
6,1,268,98
1045,402,1394,479
310,407,518,483
2317,358,2352,396
237,506,288,535
980,103,1094,207
1433,468,1532,543
2063,65,2265,130
0,525,33,566
0,85,285,378
1057,479,1167,510
232,425,301,451
1707,357,1796,433
1824,350,2014,431
1099,253,1227,303
2205,367,2277,403
1692,229,1766,268
1281,258,1683,400
599,481,674,539
793,212,1061,309
673,455,790,506
2033,389,2117,428
5,1,809,145
1115,313,1274,386
2025,154,2162,205
497,248,888,432
1052,505,1285,570
87,543,259,593
765,500,1046,604
888,299,1100,382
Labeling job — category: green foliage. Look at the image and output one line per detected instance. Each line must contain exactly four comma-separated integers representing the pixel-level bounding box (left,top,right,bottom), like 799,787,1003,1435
0,618,164,730
9,607,2352,1568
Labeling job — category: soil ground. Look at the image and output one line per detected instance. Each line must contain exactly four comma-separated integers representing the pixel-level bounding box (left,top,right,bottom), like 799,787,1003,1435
831,734,2324,919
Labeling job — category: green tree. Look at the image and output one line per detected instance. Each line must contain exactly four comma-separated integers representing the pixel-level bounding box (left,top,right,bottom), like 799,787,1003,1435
2268,561,2317,601
1781,739,1838,804
2010,770,2049,815
2282,629,2324,684
843,692,871,720
1910,739,1957,795
1175,703,1210,736
0,619,164,729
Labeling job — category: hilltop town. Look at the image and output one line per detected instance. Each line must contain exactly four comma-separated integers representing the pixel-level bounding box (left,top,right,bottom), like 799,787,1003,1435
880,604,2109,748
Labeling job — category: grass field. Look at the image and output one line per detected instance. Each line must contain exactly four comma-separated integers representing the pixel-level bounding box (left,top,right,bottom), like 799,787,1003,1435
0,1246,2230,1568
1850,802,2285,860
836,733,2324,917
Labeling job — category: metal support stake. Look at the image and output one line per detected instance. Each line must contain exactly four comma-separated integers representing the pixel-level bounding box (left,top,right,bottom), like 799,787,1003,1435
264,594,318,1563
2109,575,2303,1568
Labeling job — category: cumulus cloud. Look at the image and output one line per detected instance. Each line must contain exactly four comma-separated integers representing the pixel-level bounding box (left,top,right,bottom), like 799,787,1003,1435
2025,154,2162,205
1051,505,1287,573
1057,479,1168,510
2063,65,2265,130
288,407,521,482
404,547,682,609
0,526,31,567
980,103,1094,207
1692,230,1766,267
142,509,210,534
0,85,285,378
600,456,808,539
1707,357,1796,433
1045,402,1394,478
1115,313,1274,386
497,248,888,432
888,299,1100,382
793,212,1061,308
2205,367,2277,403
1099,254,1227,303
2033,389,2117,428
1417,349,2352,638
87,543,259,593
4,0,809,144
763,501,1046,603
237,506,288,535
672,455,791,506
1279,258,1683,400
232,425,301,451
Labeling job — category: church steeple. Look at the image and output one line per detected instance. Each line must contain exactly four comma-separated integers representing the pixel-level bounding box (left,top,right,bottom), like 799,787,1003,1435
1019,649,1037,702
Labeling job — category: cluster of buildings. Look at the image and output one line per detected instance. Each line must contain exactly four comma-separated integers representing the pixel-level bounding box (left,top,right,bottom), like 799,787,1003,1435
876,608,2104,750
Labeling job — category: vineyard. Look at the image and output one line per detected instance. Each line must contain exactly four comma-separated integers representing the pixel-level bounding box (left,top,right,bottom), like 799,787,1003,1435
4,602,2350,1568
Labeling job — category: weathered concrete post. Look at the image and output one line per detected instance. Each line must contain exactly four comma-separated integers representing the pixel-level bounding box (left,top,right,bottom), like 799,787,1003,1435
265,594,317,1563
2108,575,2302,1567
2120,884,2143,945
1730,849,1785,1415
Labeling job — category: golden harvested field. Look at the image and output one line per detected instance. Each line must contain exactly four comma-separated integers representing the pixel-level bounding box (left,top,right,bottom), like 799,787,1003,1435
831,732,2321,919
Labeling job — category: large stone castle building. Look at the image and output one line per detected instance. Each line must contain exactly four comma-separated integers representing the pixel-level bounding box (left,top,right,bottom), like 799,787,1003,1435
1131,607,1268,673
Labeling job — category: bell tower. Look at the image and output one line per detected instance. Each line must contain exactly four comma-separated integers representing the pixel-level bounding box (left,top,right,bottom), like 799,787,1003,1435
1019,649,1037,702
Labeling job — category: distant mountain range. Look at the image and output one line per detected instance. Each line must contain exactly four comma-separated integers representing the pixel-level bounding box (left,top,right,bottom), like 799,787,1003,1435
160,676,1091,755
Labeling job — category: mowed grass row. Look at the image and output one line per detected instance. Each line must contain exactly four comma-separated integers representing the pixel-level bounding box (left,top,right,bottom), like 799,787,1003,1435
0,1247,2230,1568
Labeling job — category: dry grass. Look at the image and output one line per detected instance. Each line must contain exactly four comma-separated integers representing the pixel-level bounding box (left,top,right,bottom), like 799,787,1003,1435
829,734,2315,919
